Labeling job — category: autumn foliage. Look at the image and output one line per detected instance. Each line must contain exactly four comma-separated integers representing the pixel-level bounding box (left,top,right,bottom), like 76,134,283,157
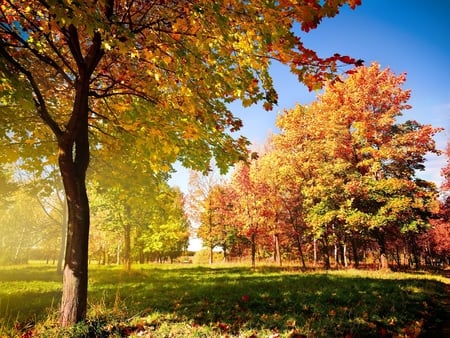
195,64,443,270
0,0,365,325
420,143,450,261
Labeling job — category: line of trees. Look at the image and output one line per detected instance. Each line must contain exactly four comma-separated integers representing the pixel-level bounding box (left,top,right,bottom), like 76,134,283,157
193,64,448,270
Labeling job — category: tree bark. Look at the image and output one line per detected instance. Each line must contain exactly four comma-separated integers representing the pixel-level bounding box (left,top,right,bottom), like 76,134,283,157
376,232,390,270
14,227,26,263
58,60,93,326
351,235,360,268
251,232,256,269
209,246,214,264
321,236,331,270
123,222,132,271
295,234,306,269
313,238,317,267
58,137,90,326
273,233,282,266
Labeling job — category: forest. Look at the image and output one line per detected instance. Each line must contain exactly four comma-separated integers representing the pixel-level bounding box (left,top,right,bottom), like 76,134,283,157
0,0,449,334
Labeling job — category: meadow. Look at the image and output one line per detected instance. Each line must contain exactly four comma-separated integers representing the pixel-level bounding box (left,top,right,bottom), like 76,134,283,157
0,263,448,337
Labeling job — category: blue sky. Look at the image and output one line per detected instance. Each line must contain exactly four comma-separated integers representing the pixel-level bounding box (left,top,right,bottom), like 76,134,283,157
170,0,450,191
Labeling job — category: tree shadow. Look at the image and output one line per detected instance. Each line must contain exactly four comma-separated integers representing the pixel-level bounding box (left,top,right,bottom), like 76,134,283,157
1,265,448,337
87,265,448,337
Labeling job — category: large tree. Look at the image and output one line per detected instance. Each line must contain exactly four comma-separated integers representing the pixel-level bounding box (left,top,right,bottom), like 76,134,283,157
275,63,441,269
0,0,361,325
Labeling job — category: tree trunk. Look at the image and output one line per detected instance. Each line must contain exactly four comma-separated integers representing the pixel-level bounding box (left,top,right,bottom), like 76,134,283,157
209,245,214,264
313,238,317,267
222,243,228,262
251,232,256,269
409,234,421,270
377,232,390,270
123,222,132,271
58,68,92,326
14,227,26,263
58,141,90,326
295,234,306,269
341,244,348,267
351,234,359,268
274,233,281,266
116,241,121,265
334,243,338,267
321,237,331,270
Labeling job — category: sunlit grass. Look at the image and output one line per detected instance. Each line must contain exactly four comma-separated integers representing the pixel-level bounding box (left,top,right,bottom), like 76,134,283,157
0,263,448,337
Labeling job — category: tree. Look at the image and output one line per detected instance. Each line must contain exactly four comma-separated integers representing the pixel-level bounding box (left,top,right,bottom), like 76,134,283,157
249,148,286,266
274,63,441,269
0,0,361,325
255,147,311,267
230,161,263,268
187,169,223,264
88,132,171,270
196,183,238,262
139,187,190,262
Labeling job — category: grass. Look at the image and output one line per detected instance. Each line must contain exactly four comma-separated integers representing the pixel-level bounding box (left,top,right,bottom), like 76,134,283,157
0,262,448,337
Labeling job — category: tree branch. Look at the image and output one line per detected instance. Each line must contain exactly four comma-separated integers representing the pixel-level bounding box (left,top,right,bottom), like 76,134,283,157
0,46,63,137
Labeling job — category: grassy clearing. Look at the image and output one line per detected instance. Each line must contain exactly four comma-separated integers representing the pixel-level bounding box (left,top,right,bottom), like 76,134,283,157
0,263,448,337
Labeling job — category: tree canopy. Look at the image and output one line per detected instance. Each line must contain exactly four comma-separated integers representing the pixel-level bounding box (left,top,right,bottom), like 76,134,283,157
1,0,362,326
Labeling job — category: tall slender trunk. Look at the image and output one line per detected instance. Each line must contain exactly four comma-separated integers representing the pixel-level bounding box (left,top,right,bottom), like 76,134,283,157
209,245,214,264
14,227,26,263
251,232,256,269
376,231,389,270
341,244,348,267
409,234,420,270
295,234,306,269
59,66,92,326
274,233,281,266
351,235,360,268
321,236,331,270
313,238,317,267
222,243,228,262
116,240,121,265
123,222,132,271
334,244,338,267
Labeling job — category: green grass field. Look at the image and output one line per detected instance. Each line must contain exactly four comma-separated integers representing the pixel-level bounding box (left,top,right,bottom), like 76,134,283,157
0,263,448,337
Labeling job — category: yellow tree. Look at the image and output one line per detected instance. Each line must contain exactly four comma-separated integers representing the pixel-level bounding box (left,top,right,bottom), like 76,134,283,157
187,169,224,264
253,146,311,267
0,0,361,325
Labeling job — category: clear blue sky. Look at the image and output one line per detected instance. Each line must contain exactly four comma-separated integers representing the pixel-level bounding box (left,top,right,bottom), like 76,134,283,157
170,0,450,191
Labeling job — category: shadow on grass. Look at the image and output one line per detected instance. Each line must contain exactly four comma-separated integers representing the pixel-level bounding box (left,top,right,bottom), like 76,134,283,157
1,264,448,337
87,265,448,337
0,265,62,330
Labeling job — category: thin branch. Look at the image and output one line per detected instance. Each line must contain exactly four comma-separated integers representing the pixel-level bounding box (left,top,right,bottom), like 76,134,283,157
0,46,63,137
36,195,64,225
0,3,75,85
